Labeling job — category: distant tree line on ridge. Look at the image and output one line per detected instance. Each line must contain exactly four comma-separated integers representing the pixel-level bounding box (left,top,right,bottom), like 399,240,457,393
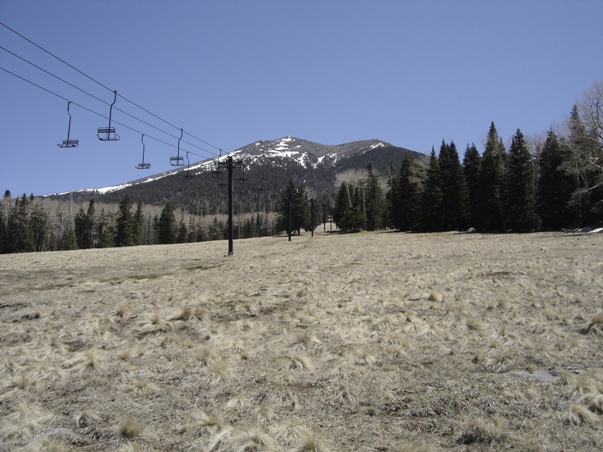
0,192,276,253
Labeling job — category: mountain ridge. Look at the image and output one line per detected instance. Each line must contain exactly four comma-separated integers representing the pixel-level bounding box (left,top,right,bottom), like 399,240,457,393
46,136,424,215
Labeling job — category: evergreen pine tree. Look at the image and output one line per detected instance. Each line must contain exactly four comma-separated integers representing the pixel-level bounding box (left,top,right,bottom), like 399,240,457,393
365,162,385,231
463,144,481,228
133,201,144,245
334,181,352,230
479,122,507,231
275,179,311,236
505,129,539,232
537,130,577,229
420,148,444,232
350,184,367,230
158,202,177,244
394,156,421,231
439,141,469,230
115,194,135,246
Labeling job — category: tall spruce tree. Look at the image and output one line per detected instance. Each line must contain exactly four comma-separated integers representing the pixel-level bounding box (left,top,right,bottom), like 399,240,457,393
479,122,507,231
537,130,576,229
420,148,444,231
394,156,421,231
158,202,177,244
334,181,352,230
133,201,144,245
463,143,482,228
505,129,539,231
439,141,469,230
350,184,367,230
115,194,135,247
365,162,384,231
275,180,310,236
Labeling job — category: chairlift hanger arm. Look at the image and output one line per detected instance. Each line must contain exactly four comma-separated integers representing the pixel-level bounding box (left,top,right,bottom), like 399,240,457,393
58,101,79,148
170,128,185,166
136,134,151,169
97,90,119,141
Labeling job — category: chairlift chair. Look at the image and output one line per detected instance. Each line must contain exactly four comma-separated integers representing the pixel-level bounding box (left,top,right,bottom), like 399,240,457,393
170,128,185,166
97,91,120,141
57,101,79,148
135,134,151,169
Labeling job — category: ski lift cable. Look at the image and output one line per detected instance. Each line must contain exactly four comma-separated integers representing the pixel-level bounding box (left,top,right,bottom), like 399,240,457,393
0,21,113,92
1,44,214,153
0,44,110,106
0,21,222,155
0,65,198,155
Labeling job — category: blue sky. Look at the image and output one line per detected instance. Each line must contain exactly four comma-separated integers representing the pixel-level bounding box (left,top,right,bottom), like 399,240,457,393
1,0,602,197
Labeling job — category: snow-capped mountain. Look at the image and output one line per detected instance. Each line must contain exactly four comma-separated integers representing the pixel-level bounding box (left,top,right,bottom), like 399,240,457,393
65,137,399,196
47,137,421,212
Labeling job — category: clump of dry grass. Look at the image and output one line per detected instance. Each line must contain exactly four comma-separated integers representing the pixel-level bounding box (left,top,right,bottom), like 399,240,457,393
74,410,101,428
455,417,510,447
167,306,192,321
581,312,603,334
288,330,321,349
229,428,278,451
64,350,98,372
563,403,600,425
0,402,54,440
118,419,144,439
290,353,315,371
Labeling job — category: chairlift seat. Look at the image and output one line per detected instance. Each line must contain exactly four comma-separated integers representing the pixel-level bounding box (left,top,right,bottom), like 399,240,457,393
136,162,151,169
58,139,79,148
97,127,119,141
170,156,185,166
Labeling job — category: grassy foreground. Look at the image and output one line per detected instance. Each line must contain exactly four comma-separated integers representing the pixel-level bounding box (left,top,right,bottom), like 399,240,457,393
1,231,602,451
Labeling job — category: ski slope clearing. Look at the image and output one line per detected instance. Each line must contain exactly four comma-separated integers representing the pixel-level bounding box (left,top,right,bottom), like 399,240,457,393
1,231,602,451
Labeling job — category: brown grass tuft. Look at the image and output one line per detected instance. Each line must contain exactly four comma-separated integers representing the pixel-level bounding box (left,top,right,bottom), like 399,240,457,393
118,419,144,439
289,331,321,349
290,353,315,371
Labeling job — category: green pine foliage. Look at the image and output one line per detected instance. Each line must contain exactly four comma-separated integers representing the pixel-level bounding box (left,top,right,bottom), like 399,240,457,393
419,148,444,232
275,180,311,236
115,194,135,247
537,130,577,230
462,144,481,228
365,162,385,231
389,156,421,231
479,122,508,231
439,141,469,230
157,202,177,244
505,129,539,232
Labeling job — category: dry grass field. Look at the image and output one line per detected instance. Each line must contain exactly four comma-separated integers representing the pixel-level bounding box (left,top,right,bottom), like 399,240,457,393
1,231,602,451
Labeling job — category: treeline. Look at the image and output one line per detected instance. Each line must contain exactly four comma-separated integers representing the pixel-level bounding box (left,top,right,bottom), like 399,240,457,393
334,110,602,233
0,192,276,254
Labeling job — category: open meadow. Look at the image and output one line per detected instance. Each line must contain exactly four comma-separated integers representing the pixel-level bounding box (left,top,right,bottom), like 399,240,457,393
1,231,602,451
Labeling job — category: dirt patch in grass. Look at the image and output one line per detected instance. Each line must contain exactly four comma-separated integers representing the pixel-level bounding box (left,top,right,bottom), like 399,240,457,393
1,231,602,451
